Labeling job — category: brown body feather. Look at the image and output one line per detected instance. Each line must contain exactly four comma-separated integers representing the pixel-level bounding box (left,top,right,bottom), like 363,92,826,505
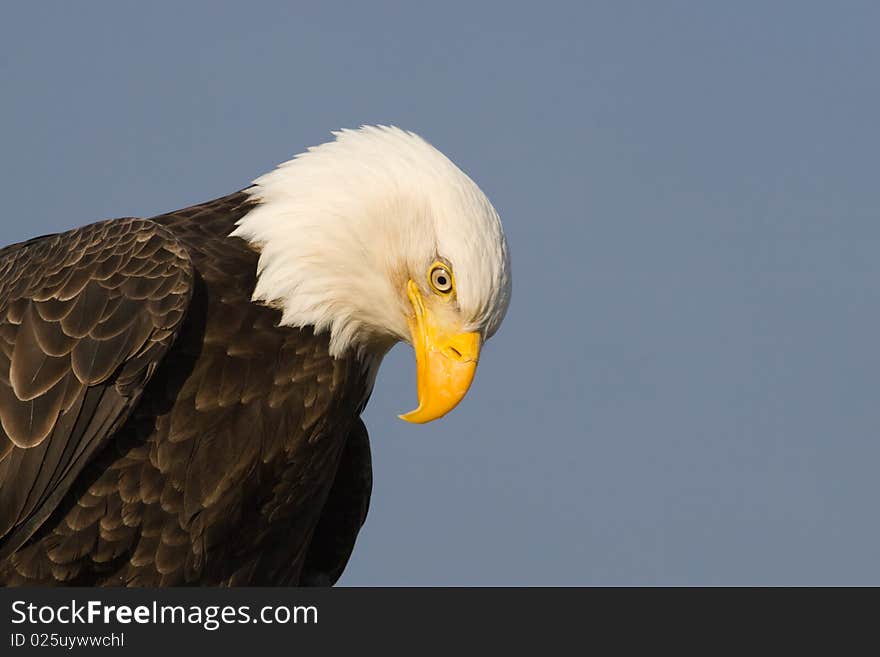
0,193,372,586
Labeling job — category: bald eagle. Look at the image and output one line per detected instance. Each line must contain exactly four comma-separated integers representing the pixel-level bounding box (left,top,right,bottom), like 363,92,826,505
0,127,511,586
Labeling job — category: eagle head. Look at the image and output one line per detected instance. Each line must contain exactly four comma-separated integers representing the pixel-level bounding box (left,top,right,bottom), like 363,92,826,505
231,126,511,423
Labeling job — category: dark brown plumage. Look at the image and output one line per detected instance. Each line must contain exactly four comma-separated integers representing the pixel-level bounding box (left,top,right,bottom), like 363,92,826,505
0,193,372,586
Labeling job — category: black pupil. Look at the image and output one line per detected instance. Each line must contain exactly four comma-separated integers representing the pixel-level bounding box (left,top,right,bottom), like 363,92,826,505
436,275,447,287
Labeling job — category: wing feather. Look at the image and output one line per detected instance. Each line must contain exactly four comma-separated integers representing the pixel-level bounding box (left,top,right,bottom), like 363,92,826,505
0,217,193,558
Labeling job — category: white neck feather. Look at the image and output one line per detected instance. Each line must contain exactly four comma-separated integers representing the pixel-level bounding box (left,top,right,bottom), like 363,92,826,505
230,126,510,360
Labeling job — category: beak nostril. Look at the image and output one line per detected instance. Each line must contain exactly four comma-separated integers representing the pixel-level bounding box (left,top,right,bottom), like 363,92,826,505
447,346,463,359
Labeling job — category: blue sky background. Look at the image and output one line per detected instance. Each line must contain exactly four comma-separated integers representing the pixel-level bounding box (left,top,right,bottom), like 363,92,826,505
2,2,879,584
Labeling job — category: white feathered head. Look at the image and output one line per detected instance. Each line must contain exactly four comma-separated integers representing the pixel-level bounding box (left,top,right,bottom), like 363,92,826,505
232,126,511,422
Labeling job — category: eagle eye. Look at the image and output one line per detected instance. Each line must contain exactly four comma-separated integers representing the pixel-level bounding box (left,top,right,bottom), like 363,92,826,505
429,263,454,295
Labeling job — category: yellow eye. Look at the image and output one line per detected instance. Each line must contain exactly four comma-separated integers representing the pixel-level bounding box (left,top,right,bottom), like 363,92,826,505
429,263,454,295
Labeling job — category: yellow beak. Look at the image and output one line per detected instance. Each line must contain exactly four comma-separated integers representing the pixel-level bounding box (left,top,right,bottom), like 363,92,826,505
399,280,481,424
